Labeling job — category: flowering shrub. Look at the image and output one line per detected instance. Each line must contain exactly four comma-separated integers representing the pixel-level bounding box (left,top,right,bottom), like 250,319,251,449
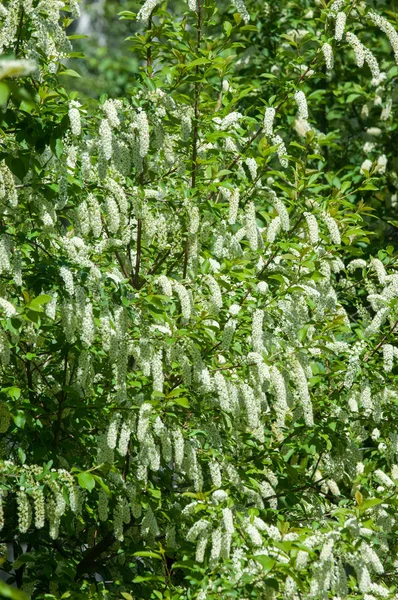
0,0,398,598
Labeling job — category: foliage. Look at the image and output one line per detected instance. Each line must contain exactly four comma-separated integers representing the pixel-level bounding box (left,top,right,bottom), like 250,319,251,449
0,0,398,598
66,0,141,99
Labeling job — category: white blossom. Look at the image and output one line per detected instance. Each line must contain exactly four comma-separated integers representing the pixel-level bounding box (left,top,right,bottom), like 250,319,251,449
263,106,276,137
99,119,113,161
137,0,163,25
222,507,234,534
304,212,319,244
173,281,191,320
0,298,16,318
322,212,341,245
368,11,398,65
136,110,150,158
335,12,346,41
68,100,81,136
231,0,250,23
294,90,308,120
271,134,288,168
322,42,334,70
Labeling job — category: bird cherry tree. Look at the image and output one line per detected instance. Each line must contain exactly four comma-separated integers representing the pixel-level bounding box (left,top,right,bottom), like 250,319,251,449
0,0,398,598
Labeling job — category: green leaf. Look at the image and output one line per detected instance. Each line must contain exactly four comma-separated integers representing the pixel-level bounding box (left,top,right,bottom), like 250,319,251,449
92,475,110,494
27,294,52,312
187,58,211,68
18,447,26,464
13,411,26,429
77,472,96,491
4,386,21,400
358,184,378,191
0,581,29,599
59,69,81,78
132,575,165,583
0,82,10,105
223,22,233,37
171,397,190,408
253,555,276,573
133,551,162,559
361,498,384,511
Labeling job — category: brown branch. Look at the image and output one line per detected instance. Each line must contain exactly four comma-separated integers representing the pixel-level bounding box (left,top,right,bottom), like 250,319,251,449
14,7,24,57
135,218,142,288
365,319,398,361
183,0,201,279
74,532,116,580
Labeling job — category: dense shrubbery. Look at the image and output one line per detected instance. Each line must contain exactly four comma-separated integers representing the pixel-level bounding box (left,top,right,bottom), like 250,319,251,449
0,0,398,598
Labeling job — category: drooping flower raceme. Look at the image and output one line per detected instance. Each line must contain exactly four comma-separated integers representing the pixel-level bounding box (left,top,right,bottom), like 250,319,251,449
294,91,308,120
335,12,346,41
263,106,276,137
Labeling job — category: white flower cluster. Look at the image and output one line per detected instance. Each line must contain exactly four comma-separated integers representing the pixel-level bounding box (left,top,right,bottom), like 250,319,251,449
360,159,373,175
17,489,31,533
81,301,95,347
221,318,237,350
205,275,223,312
136,110,150,158
136,0,163,25
322,212,341,245
251,309,264,353
0,298,16,318
245,201,258,251
151,349,164,393
0,164,17,208
294,90,308,120
368,11,398,65
380,97,393,121
271,134,288,168
322,42,334,71
245,157,257,180
267,216,281,243
329,0,345,15
68,100,81,136
360,542,384,574
374,468,395,488
304,212,319,244
173,281,191,320
346,32,365,67
231,0,250,23
225,187,240,225
103,99,121,128
214,371,230,412
272,195,290,231
347,258,366,272
270,365,288,427
99,119,113,161
376,154,387,174
382,344,398,373
334,12,346,41
263,106,276,137
218,111,242,130
293,358,314,427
